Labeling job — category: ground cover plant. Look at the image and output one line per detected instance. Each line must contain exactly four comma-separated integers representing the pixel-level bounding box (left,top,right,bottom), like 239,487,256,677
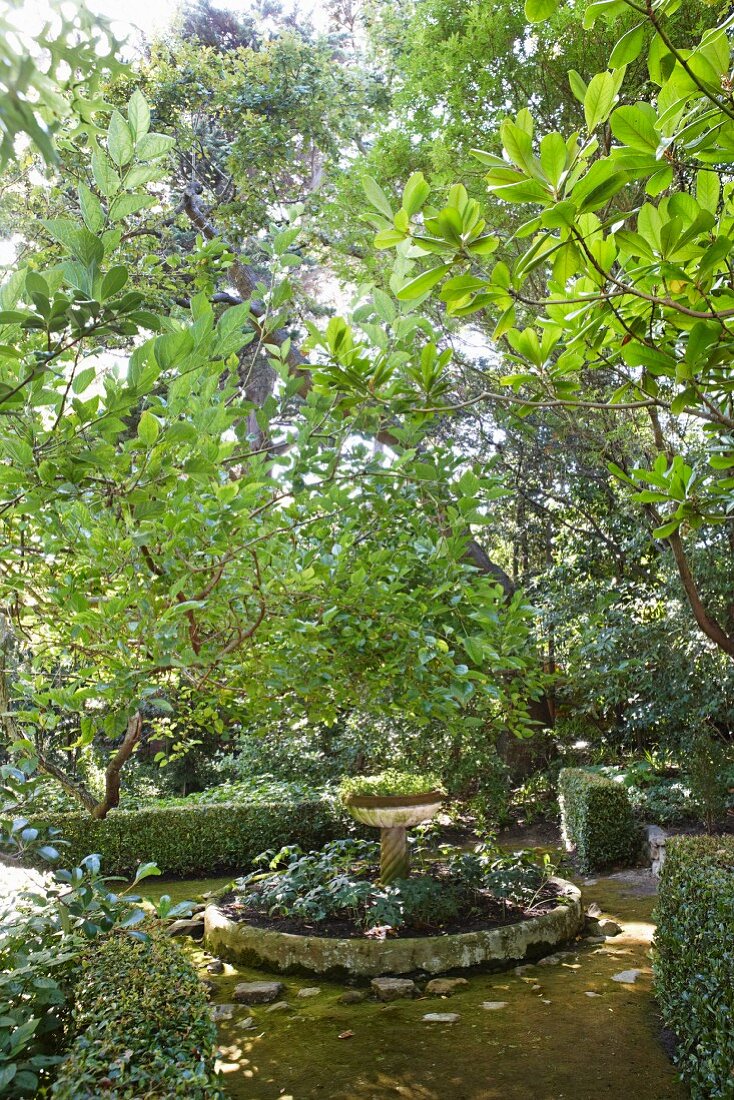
225,837,556,937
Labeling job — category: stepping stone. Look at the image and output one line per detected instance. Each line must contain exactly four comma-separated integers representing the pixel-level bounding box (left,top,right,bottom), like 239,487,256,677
233,981,284,1004
599,919,623,936
211,1003,234,1022
611,969,642,984
423,1012,460,1023
584,991,603,998
371,977,418,1001
297,987,321,998
166,918,204,940
481,1001,508,1010
339,990,367,1004
425,978,469,996
266,1001,292,1013
537,954,561,966
236,1016,256,1029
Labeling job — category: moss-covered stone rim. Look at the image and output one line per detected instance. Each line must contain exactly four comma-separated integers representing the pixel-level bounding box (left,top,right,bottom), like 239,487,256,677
204,876,583,977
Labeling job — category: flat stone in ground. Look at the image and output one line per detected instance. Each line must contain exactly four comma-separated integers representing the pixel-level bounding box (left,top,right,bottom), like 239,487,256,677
266,1001,292,1013
371,977,418,1001
611,969,642,984
236,1016,255,1029
599,919,623,936
537,953,561,966
207,959,225,974
166,918,204,940
338,990,367,1004
423,1012,460,1023
233,981,284,1004
211,1003,234,1021
481,1001,508,1010
297,987,321,998
425,977,469,996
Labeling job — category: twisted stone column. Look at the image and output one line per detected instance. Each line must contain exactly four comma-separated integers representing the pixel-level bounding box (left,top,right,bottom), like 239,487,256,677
380,826,409,884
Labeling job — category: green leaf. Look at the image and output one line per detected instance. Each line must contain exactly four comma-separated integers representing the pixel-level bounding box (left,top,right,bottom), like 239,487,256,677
78,183,105,233
374,228,407,249
402,172,431,216
101,266,128,300
653,518,679,538
107,110,135,168
124,164,165,189
135,133,175,161
696,169,720,214
137,410,160,446
525,0,560,20
584,72,616,131
568,69,588,104
609,22,646,67
72,367,96,394
610,103,659,152
127,91,151,142
539,132,568,187
108,193,156,222
396,263,453,301
362,175,394,219
133,860,161,883
91,149,120,198
42,219,104,267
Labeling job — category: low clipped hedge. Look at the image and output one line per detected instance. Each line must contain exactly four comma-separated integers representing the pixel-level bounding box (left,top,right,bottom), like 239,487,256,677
558,768,641,871
52,926,222,1098
24,798,343,877
654,836,734,1099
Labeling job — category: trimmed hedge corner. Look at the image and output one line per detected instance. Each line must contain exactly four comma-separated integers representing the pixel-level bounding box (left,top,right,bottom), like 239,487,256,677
52,926,222,1099
558,768,640,871
25,799,343,877
654,835,734,1099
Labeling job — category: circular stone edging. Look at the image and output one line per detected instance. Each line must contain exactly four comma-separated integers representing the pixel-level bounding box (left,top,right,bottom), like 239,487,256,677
203,876,583,977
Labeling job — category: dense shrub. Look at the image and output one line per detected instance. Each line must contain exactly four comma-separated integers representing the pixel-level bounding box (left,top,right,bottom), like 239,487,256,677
558,768,641,871
20,799,343,877
52,927,222,1099
654,836,734,1099
237,838,551,932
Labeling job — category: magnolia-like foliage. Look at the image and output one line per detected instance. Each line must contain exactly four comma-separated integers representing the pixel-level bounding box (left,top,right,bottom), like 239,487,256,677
0,91,545,804
365,0,734,536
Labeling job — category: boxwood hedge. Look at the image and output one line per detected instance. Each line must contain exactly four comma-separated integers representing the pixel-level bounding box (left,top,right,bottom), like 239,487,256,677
654,835,734,1099
52,926,222,1098
23,798,343,877
558,768,641,871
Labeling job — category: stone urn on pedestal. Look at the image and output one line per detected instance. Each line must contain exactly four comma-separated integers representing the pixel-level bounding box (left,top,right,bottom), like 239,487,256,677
344,788,443,884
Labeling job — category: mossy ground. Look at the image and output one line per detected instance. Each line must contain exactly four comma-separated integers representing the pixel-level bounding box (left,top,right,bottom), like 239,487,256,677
145,836,685,1100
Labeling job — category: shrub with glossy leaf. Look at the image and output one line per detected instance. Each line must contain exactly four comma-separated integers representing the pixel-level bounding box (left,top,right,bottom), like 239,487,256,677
19,798,343,877
654,836,734,1099
52,926,222,1098
558,768,640,871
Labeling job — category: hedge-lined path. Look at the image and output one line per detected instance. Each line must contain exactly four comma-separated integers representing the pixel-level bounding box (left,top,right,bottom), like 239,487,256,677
162,857,686,1099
